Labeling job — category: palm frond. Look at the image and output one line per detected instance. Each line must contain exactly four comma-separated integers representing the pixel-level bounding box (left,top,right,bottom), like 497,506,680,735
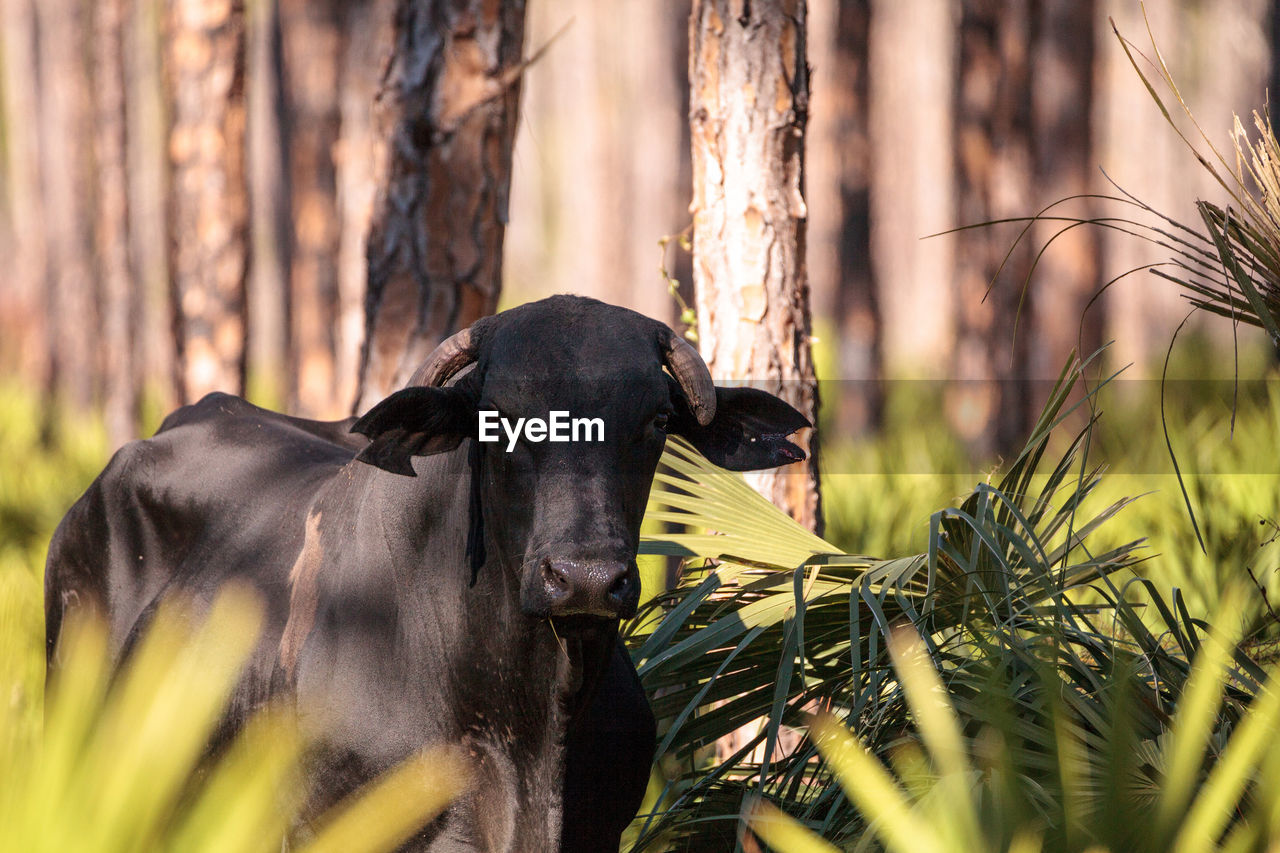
627,364,1164,850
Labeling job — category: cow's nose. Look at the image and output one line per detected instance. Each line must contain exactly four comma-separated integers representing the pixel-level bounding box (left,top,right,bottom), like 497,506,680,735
540,558,638,618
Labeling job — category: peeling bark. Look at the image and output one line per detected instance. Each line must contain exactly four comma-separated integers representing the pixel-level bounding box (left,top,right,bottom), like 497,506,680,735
355,0,527,413
165,0,249,403
689,0,821,533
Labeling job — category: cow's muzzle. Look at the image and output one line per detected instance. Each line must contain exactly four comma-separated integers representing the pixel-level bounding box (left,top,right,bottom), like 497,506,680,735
527,556,639,619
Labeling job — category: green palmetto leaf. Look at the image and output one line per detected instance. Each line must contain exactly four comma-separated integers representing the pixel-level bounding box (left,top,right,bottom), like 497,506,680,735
639,436,837,570
626,363,1154,850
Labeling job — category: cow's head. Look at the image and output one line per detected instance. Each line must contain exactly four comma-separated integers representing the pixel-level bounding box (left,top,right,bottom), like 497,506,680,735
351,296,809,622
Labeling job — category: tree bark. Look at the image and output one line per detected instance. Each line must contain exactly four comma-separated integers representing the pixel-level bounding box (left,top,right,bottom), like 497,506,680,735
948,0,1035,457
36,0,99,412
165,0,250,403
355,0,527,413
94,0,139,447
1030,0,1101,379
689,0,821,533
280,0,344,417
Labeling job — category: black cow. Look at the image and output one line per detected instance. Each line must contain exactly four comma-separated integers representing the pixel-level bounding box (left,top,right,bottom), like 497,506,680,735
45,295,809,852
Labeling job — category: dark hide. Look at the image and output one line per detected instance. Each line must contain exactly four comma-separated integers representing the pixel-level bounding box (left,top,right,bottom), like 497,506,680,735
45,295,810,852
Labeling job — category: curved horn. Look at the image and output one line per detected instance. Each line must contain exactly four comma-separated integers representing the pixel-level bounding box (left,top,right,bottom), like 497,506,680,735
661,330,716,426
410,327,477,387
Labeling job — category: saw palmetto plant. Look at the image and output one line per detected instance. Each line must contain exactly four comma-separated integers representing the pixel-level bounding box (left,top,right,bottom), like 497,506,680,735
0,585,466,853
747,599,1280,853
623,360,1276,850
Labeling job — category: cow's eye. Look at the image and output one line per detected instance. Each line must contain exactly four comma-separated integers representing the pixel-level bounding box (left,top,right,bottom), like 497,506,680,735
653,412,670,432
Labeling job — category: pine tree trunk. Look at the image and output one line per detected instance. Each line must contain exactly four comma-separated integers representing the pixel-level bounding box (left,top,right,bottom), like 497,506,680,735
127,0,177,416
868,0,955,377
1030,0,1101,379
355,0,527,412
36,0,99,412
165,0,250,403
816,0,879,434
94,0,139,447
949,0,1035,457
280,0,344,417
0,0,47,389
689,0,821,532
335,0,395,415
246,0,290,408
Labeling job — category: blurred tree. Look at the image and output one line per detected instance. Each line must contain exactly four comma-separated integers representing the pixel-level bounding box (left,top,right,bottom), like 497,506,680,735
36,0,98,412
689,0,822,533
828,0,880,435
506,0,690,323
127,0,178,423
280,0,343,418
94,0,140,447
355,0,527,413
867,0,956,378
948,0,1035,457
245,0,289,408
0,0,47,392
165,0,250,403
334,0,395,414
1030,0,1101,380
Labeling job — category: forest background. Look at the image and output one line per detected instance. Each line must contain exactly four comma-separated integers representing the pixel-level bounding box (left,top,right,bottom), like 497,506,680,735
4,0,1280,679
5,1,1280,849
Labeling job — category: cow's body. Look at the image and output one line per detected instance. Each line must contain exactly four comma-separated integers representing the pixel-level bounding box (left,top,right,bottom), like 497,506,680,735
46,296,808,852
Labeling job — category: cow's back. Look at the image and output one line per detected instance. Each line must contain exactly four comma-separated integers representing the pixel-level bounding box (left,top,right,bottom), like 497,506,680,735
45,392,362,662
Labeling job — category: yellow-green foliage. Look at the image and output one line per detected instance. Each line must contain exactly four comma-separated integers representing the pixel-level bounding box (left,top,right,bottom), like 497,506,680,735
1,584,465,853
749,598,1280,853
0,382,110,749
821,370,1280,634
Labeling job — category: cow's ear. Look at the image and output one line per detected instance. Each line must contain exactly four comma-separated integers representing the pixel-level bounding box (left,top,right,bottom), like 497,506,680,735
668,382,809,471
351,386,475,476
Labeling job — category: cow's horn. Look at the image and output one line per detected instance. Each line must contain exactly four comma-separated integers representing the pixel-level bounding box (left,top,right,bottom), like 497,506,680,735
662,331,716,426
411,327,477,387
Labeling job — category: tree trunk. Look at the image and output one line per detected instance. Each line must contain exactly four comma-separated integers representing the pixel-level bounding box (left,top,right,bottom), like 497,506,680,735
246,0,290,408
355,0,527,413
0,0,47,389
689,0,821,532
127,0,177,418
335,0,396,415
94,0,139,447
280,0,344,417
165,0,250,403
812,0,879,434
1030,0,1101,380
867,0,955,377
948,0,1035,457
36,0,99,412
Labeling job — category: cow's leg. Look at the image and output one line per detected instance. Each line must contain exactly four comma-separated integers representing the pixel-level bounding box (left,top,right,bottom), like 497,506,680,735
559,639,656,853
